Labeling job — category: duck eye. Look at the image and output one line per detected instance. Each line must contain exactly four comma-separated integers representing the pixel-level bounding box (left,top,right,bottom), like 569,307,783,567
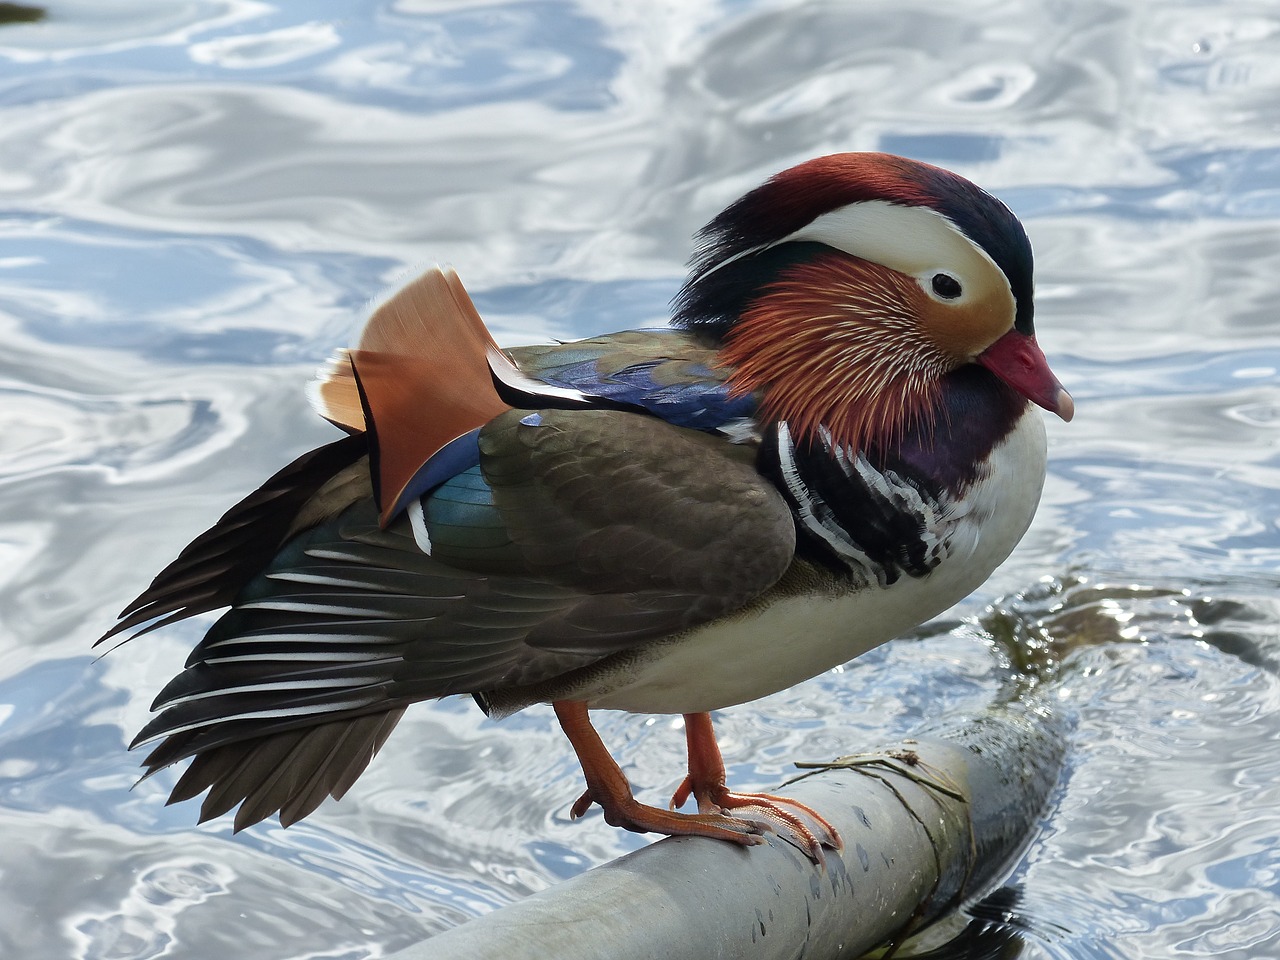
931,273,962,300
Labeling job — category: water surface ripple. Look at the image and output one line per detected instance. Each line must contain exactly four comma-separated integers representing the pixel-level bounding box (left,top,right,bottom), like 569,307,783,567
1,2,1278,958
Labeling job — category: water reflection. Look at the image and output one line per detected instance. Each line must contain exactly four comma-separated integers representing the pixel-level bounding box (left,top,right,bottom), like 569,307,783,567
0,0,1278,958
0,219,385,362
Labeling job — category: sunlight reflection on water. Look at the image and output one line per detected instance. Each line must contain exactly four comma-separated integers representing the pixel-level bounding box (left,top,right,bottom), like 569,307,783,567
1,1,1279,958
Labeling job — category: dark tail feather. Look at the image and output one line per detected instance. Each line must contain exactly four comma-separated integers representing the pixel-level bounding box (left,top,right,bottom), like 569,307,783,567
98,433,368,646
153,708,407,830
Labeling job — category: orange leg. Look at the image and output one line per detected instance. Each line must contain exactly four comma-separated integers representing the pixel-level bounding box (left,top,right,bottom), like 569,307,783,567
669,711,841,860
553,701,765,846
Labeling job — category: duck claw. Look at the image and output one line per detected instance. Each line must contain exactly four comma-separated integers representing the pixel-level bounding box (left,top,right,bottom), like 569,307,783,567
571,786,767,845
669,779,841,861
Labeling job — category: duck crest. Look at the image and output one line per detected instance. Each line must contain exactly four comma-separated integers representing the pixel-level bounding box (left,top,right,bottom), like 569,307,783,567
673,153,1036,337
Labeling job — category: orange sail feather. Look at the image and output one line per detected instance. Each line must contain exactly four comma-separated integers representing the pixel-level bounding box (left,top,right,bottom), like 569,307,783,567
309,267,512,526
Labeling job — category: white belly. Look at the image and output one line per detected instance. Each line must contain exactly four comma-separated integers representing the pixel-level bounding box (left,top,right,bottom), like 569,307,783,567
587,409,1048,714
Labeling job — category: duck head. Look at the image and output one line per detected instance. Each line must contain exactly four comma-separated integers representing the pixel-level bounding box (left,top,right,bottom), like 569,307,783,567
673,152,1073,452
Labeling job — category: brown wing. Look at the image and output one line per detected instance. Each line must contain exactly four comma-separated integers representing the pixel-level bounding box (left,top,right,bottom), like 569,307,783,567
132,409,794,829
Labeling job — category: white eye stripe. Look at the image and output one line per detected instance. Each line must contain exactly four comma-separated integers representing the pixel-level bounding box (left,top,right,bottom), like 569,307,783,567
694,199,1011,307
783,200,1007,300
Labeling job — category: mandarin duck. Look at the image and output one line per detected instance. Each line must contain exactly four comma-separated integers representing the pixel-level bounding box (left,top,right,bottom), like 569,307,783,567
99,153,1072,857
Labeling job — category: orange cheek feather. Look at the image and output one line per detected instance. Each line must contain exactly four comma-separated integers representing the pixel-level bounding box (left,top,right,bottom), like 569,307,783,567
918,286,1016,360
717,255,955,455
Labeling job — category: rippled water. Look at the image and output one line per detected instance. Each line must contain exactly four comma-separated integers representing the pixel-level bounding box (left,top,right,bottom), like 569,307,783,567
1,2,1278,958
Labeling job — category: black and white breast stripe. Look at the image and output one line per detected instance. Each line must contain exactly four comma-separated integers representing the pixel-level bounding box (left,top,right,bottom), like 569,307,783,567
761,423,955,587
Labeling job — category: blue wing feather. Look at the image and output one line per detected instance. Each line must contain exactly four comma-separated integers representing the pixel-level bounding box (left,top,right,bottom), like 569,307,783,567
408,330,759,508
537,359,754,429
519,332,757,430
388,427,483,517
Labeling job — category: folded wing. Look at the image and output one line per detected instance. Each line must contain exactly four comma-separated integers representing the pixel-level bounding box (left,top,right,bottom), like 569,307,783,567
132,407,794,829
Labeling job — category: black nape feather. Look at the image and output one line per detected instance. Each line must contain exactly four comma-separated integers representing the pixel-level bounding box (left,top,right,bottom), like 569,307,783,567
670,240,832,339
